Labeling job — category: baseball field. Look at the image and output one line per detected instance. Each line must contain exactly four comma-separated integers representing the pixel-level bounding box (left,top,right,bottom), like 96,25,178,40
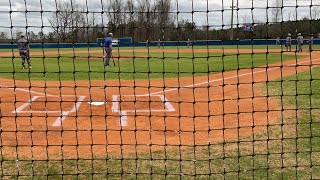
1,45,320,179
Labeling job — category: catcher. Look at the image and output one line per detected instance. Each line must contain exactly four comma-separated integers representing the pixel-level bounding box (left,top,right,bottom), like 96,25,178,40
18,35,31,69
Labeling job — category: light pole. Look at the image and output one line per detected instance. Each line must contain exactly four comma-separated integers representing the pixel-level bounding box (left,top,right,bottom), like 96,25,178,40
230,0,237,40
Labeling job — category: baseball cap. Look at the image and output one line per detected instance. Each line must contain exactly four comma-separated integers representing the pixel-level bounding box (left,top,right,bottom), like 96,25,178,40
108,32,113,36
21,34,25,37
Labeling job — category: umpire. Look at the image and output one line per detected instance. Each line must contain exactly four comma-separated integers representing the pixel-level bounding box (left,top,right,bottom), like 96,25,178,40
18,35,31,69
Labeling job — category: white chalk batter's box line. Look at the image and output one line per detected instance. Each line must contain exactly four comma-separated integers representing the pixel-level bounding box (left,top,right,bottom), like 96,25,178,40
112,95,176,126
12,95,86,127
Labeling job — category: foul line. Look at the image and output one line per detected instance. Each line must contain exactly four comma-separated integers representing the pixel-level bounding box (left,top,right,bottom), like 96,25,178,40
1,85,86,127
0,86,57,97
142,58,320,96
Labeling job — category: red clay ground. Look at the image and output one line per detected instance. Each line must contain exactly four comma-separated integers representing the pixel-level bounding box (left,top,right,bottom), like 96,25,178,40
0,48,320,159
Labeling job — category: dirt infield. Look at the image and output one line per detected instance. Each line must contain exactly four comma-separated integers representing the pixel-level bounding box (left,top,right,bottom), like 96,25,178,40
0,48,319,159
0,47,297,57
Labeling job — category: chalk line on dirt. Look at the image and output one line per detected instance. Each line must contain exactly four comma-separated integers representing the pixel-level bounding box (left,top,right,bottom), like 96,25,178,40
141,58,320,96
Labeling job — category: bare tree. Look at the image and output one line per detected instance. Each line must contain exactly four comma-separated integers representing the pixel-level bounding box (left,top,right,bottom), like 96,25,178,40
48,0,84,42
15,30,23,40
106,0,129,37
125,0,135,38
38,31,46,41
100,0,173,41
0,32,8,40
311,5,320,20
27,31,38,42
287,11,292,21
135,0,151,40
271,0,282,23
155,0,172,40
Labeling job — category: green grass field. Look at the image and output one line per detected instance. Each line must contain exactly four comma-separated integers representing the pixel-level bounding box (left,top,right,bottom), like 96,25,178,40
2,67,320,179
0,45,317,179
0,49,300,81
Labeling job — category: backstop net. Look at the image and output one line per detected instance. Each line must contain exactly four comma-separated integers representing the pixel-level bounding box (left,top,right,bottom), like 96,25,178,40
0,0,320,179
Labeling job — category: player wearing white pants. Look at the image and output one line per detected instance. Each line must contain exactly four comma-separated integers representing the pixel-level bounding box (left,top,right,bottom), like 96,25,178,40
297,33,304,53
18,35,31,69
285,33,292,52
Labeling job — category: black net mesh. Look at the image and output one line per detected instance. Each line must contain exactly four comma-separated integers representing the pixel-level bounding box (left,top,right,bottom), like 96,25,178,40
0,0,320,179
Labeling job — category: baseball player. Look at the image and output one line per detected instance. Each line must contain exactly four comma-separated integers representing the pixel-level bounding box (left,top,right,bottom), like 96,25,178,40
308,34,314,51
187,38,191,48
102,32,113,67
297,33,304,53
157,39,161,48
18,35,31,69
276,37,280,45
285,33,292,52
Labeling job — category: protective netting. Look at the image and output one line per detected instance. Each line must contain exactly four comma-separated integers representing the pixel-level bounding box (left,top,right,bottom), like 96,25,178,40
0,0,320,179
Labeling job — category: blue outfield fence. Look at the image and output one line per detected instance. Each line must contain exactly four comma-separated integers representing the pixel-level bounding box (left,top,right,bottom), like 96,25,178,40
0,39,319,49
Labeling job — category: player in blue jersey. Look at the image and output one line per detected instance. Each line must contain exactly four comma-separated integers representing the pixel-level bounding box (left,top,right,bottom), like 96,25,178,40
102,33,113,67
18,35,31,69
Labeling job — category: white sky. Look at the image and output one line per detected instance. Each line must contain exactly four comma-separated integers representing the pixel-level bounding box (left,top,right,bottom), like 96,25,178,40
0,0,319,36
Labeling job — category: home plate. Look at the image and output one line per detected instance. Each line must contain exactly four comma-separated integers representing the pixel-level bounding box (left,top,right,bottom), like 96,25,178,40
89,101,106,106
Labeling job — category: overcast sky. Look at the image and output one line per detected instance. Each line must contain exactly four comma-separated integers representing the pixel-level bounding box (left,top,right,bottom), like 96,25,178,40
0,0,319,36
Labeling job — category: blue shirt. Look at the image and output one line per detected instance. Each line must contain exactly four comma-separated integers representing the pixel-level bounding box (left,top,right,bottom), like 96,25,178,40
104,37,112,49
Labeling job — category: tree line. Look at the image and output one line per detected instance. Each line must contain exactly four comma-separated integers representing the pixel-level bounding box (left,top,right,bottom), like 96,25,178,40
0,0,319,43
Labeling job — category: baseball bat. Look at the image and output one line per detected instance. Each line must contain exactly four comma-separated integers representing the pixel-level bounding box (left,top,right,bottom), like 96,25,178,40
112,56,116,66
